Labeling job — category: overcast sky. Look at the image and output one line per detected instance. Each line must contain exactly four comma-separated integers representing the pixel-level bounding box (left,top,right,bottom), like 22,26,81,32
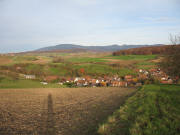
0,0,180,53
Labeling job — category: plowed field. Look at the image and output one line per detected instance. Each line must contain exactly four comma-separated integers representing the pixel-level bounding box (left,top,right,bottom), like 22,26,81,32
0,87,135,135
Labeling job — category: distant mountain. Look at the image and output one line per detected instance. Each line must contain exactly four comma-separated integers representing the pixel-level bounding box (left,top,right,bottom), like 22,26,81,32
35,44,163,52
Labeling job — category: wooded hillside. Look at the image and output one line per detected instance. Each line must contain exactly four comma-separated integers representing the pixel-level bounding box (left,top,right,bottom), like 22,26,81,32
113,45,169,55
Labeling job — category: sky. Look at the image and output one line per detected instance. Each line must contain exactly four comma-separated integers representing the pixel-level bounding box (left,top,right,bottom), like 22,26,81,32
0,0,180,53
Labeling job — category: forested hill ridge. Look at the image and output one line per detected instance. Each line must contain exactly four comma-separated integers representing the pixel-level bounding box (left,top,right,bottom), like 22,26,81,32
112,45,174,55
35,44,163,52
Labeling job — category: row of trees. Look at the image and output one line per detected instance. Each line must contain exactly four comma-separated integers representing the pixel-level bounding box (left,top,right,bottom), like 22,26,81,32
112,45,171,56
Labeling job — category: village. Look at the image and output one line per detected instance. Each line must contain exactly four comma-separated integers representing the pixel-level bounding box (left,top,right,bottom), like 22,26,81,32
23,67,176,87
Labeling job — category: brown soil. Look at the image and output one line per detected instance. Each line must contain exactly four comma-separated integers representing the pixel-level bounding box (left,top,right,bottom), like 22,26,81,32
0,57,12,65
0,87,135,135
151,57,163,63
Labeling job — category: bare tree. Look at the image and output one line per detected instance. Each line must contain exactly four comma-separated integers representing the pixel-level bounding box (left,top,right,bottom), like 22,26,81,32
159,34,180,81
169,34,180,45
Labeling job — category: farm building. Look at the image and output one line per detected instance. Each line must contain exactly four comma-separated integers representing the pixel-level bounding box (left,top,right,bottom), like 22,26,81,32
24,75,36,79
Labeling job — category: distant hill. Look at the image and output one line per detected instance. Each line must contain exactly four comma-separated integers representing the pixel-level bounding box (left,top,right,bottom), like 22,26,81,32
113,45,169,55
35,44,163,52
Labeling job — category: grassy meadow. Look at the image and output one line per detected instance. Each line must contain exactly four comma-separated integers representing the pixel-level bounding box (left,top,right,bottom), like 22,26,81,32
0,78,65,88
98,84,180,135
106,55,157,60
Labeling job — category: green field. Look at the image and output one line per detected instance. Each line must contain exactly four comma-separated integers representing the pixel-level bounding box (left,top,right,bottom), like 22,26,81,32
0,78,65,88
67,57,107,63
136,61,156,70
98,84,180,135
107,55,157,60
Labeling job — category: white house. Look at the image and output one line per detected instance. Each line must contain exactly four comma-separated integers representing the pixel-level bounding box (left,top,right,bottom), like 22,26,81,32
24,75,36,79
40,82,48,85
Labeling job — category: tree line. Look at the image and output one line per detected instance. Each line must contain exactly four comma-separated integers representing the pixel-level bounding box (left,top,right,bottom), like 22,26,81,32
113,45,169,55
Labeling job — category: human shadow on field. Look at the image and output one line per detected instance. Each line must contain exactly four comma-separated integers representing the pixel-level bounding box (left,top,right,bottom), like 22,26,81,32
45,93,56,135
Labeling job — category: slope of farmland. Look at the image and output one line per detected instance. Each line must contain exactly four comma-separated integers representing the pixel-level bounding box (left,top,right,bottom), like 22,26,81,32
0,87,135,135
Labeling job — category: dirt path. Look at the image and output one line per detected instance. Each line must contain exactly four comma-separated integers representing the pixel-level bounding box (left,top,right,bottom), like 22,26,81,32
0,87,135,135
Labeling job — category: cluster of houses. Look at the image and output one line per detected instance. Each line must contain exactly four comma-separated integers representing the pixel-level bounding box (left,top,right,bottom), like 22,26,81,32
44,75,141,87
59,76,130,87
148,68,174,84
22,68,178,87
137,68,176,84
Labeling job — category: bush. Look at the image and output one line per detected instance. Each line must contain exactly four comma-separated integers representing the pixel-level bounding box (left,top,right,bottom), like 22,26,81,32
52,57,64,63
63,82,76,88
153,78,160,84
0,76,4,82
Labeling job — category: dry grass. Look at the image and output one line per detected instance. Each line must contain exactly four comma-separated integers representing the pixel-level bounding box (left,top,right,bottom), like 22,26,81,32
32,56,51,64
151,57,163,63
